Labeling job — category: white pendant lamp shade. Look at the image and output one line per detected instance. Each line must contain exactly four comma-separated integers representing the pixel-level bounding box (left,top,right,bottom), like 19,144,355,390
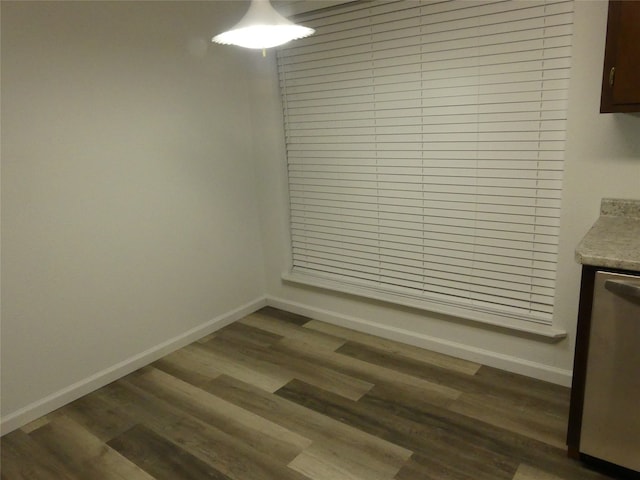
213,0,315,49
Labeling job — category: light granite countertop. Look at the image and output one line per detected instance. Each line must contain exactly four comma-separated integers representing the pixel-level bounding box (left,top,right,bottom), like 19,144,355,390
575,198,640,271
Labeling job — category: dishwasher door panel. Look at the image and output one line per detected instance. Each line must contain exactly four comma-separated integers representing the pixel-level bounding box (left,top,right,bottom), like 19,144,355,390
579,271,640,472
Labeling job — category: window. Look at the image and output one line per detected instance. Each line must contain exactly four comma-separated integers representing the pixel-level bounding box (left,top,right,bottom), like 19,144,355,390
278,0,573,335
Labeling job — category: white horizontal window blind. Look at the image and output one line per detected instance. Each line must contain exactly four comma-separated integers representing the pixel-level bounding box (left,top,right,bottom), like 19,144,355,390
278,0,573,329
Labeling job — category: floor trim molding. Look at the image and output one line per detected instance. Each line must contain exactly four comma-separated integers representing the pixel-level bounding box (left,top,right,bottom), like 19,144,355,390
266,296,573,387
0,296,268,436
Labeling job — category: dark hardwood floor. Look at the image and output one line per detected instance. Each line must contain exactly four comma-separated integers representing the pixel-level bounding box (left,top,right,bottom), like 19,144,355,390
0,307,617,479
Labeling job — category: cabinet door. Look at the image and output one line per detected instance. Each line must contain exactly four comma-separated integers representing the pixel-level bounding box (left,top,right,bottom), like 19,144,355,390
600,1,640,113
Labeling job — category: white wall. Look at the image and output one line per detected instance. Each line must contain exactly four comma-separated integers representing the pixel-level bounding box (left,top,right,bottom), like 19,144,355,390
252,0,640,386
1,1,266,430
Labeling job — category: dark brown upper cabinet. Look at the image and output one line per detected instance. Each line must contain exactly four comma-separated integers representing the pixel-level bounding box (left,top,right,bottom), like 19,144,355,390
600,1,640,113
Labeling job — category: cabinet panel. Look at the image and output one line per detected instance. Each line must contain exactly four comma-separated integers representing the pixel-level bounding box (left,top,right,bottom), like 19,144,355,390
600,1,640,113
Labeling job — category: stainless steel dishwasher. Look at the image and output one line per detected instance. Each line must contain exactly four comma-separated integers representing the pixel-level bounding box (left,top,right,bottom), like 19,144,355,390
579,271,640,473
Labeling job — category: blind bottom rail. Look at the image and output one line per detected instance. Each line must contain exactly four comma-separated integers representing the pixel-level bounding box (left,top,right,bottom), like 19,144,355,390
282,269,567,340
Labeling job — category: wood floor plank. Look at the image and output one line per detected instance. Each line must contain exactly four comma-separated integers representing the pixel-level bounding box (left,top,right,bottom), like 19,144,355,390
277,378,615,480
181,342,292,392
159,345,222,382
202,334,374,401
28,415,155,480
393,453,499,480
289,448,370,480
336,340,568,448
272,338,460,407
475,365,571,409
205,374,413,474
97,376,311,480
337,341,567,413
215,321,284,348
128,366,312,463
240,312,346,351
151,356,219,390
512,464,567,480
395,453,546,480
107,424,233,480
19,416,52,434
55,390,138,443
358,384,611,480
0,429,78,480
289,442,405,480
304,320,481,375
277,379,519,480
257,306,313,326
448,391,567,449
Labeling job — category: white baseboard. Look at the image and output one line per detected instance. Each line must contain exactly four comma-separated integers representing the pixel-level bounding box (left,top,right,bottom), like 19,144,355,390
0,296,267,436
266,296,573,387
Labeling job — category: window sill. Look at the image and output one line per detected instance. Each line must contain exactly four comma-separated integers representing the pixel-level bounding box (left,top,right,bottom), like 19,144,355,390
282,271,568,341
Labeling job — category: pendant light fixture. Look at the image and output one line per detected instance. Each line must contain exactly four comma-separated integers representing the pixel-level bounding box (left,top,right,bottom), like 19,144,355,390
212,0,315,51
